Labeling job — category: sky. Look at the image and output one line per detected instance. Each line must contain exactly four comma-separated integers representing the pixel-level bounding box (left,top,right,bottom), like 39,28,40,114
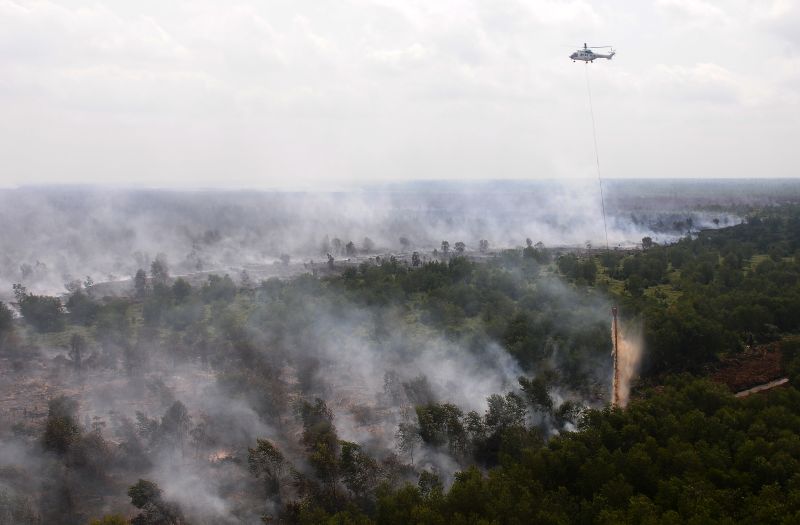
0,0,797,189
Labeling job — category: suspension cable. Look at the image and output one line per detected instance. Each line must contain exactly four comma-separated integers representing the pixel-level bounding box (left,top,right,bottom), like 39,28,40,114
585,63,610,252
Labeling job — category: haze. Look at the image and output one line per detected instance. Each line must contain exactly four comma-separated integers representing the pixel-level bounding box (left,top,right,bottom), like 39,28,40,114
1,0,798,189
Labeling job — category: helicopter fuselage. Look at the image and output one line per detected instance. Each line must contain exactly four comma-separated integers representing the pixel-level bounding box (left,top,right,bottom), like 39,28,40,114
570,50,615,62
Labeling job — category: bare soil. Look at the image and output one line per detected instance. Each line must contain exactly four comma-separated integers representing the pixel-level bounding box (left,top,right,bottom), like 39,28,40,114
710,342,784,393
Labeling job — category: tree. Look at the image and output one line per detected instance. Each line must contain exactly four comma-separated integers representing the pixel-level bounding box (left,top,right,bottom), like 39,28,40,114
201,274,237,303
160,401,191,455
13,284,64,333
0,301,14,351
454,242,466,254
363,237,375,252
339,441,378,499
531,241,550,263
345,241,357,256
411,252,421,267
298,399,339,490
396,417,422,466
518,376,554,414
150,257,169,285
557,254,578,277
383,370,404,405
554,400,582,428
327,254,335,270
68,333,86,372
0,302,13,333
66,290,99,325
134,269,148,298
479,240,489,253
626,274,645,297
467,392,530,465
418,471,443,498
402,376,434,405
641,236,654,250
441,241,450,255
248,438,286,501
128,479,184,525
415,403,466,456
484,392,526,432
42,396,81,455
579,258,597,285
128,479,162,509
136,411,160,445
171,278,191,303
240,270,253,290
645,306,733,373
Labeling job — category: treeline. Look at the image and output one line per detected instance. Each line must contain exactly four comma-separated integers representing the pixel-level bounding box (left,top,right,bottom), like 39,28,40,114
0,240,610,523
242,344,800,524
3,206,800,523
371,364,800,525
551,206,800,375
292,204,800,523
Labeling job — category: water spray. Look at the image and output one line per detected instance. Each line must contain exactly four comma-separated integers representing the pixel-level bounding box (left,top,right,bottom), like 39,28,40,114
611,306,620,407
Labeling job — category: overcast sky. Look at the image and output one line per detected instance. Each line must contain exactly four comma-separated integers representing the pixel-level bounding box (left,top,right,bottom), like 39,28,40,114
0,0,797,188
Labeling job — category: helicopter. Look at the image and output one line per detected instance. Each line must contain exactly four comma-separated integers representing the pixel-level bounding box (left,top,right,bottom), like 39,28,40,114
570,43,615,62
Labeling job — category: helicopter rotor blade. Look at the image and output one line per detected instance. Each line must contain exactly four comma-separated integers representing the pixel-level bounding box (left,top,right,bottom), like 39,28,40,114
564,45,613,49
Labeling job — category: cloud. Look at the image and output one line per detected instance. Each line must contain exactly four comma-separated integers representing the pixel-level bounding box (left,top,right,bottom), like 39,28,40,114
529,0,603,26
0,0,797,186
757,0,800,46
367,42,429,68
0,1,186,65
647,62,757,105
655,0,727,22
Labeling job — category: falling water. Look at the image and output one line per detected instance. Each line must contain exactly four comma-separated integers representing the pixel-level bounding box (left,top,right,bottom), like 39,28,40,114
611,308,642,408
611,307,620,406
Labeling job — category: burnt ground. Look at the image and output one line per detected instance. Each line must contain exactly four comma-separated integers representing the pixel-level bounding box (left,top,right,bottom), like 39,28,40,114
709,342,785,393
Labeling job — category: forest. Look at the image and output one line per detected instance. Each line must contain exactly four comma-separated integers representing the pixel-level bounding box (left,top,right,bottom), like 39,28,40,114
2,205,800,524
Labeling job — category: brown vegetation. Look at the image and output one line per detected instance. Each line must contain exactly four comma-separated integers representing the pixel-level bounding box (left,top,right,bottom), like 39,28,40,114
710,342,784,392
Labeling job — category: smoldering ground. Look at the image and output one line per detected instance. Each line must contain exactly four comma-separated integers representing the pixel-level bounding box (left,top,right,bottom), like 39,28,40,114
1,250,619,523
0,180,747,299
0,345,282,523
